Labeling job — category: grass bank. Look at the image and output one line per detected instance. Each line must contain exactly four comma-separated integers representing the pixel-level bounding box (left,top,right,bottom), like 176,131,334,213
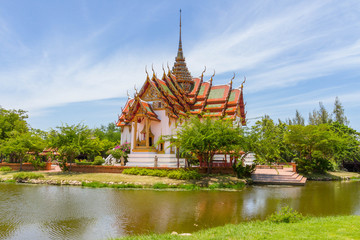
305,171,360,181
115,215,360,240
0,171,247,190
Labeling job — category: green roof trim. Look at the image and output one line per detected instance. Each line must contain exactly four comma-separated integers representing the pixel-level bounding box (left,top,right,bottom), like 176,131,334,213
208,88,225,99
204,112,221,116
205,104,222,108
229,91,236,102
198,85,206,96
161,84,174,96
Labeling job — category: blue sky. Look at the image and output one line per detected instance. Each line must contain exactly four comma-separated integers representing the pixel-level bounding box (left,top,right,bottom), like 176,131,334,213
0,0,359,131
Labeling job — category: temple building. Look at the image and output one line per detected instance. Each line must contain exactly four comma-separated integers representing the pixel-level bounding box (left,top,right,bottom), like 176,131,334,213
116,12,246,167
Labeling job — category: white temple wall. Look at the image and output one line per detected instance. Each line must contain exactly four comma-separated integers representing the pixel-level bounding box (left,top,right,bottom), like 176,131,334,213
120,126,131,145
152,110,176,154
129,119,146,153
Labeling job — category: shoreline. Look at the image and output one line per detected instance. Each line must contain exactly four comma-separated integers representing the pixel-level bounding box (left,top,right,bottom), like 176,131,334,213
0,170,359,190
115,215,360,240
0,171,249,191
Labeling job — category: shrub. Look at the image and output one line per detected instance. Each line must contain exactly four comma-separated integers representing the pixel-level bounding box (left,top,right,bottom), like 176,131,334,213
153,183,169,189
29,158,46,170
232,163,256,178
267,206,304,223
122,168,141,175
13,172,44,181
178,184,200,190
148,169,169,177
167,169,201,180
92,156,105,165
208,182,245,190
75,160,93,166
107,143,131,162
122,168,202,180
0,166,13,172
81,181,142,189
58,158,69,171
295,151,331,174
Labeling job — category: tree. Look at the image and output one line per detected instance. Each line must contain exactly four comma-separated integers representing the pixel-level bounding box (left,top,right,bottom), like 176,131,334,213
308,102,332,125
308,109,319,125
175,116,243,174
93,122,121,146
0,108,29,140
285,124,338,173
48,123,109,170
286,110,305,126
330,122,360,167
333,97,349,125
251,116,290,165
319,102,332,124
0,131,45,170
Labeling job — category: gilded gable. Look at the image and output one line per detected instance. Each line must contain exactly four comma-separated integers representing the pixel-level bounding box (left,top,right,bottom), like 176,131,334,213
142,84,160,101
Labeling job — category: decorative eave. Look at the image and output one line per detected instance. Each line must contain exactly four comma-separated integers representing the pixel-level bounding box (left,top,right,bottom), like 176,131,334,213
167,70,190,102
162,71,191,112
200,72,215,113
222,74,235,117
191,67,206,104
151,75,181,116
236,78,247,126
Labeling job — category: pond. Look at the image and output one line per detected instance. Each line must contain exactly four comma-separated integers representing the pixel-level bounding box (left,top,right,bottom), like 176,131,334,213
0,181,359,239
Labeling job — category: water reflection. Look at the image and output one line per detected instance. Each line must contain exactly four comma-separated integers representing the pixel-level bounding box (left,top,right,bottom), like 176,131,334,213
0,181,359,239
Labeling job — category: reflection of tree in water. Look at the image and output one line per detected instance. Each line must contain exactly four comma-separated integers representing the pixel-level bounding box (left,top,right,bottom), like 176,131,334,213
241,186,303,220
297,181,360,216
107,191,248,235
40,217,95,240
0,222,18,239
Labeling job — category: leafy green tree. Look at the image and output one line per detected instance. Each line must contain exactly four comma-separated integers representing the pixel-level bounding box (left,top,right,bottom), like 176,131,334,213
175,116,242,174
286,110,305,126
285,124,338,173
0,108,29,140
48,123,111,170
0,131,45,170
251,116,289,165
93,123,121,146
333,97,349,125
330,122,360,167
309,102,332,125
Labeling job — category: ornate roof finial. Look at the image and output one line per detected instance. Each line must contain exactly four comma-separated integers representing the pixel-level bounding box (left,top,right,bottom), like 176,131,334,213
145,66,149,79
151,64,156,77
241,76,246,89
201,66,206,79
209,70,215,84
230,72,235,86
167,62,171,73
126,90,130,99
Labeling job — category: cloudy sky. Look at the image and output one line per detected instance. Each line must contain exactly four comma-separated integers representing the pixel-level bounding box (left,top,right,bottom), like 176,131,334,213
1,0,359,131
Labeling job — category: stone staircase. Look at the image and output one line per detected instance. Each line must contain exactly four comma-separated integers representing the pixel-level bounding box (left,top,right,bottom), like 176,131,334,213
251,168,307,186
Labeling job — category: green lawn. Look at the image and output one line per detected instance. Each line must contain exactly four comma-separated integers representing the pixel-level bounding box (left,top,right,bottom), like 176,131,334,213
305,171,360,180
115,215,360,240
0,171,245,189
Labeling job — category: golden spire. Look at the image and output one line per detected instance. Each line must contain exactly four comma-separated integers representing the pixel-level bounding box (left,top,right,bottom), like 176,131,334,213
177,9,183,60
172,9,194,93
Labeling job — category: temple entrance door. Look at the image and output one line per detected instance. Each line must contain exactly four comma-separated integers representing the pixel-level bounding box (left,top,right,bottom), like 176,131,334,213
149,137,153,146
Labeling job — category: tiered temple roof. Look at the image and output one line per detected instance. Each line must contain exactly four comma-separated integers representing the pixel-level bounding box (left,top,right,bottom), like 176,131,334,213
117,69,246,127
117,10,246,127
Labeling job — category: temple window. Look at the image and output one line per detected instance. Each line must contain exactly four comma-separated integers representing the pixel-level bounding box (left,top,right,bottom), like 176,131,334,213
158,143,165,154
170,141,175,154
153,101,162,109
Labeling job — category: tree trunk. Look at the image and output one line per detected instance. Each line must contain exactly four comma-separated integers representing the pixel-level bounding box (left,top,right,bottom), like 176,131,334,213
176,147,180,168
